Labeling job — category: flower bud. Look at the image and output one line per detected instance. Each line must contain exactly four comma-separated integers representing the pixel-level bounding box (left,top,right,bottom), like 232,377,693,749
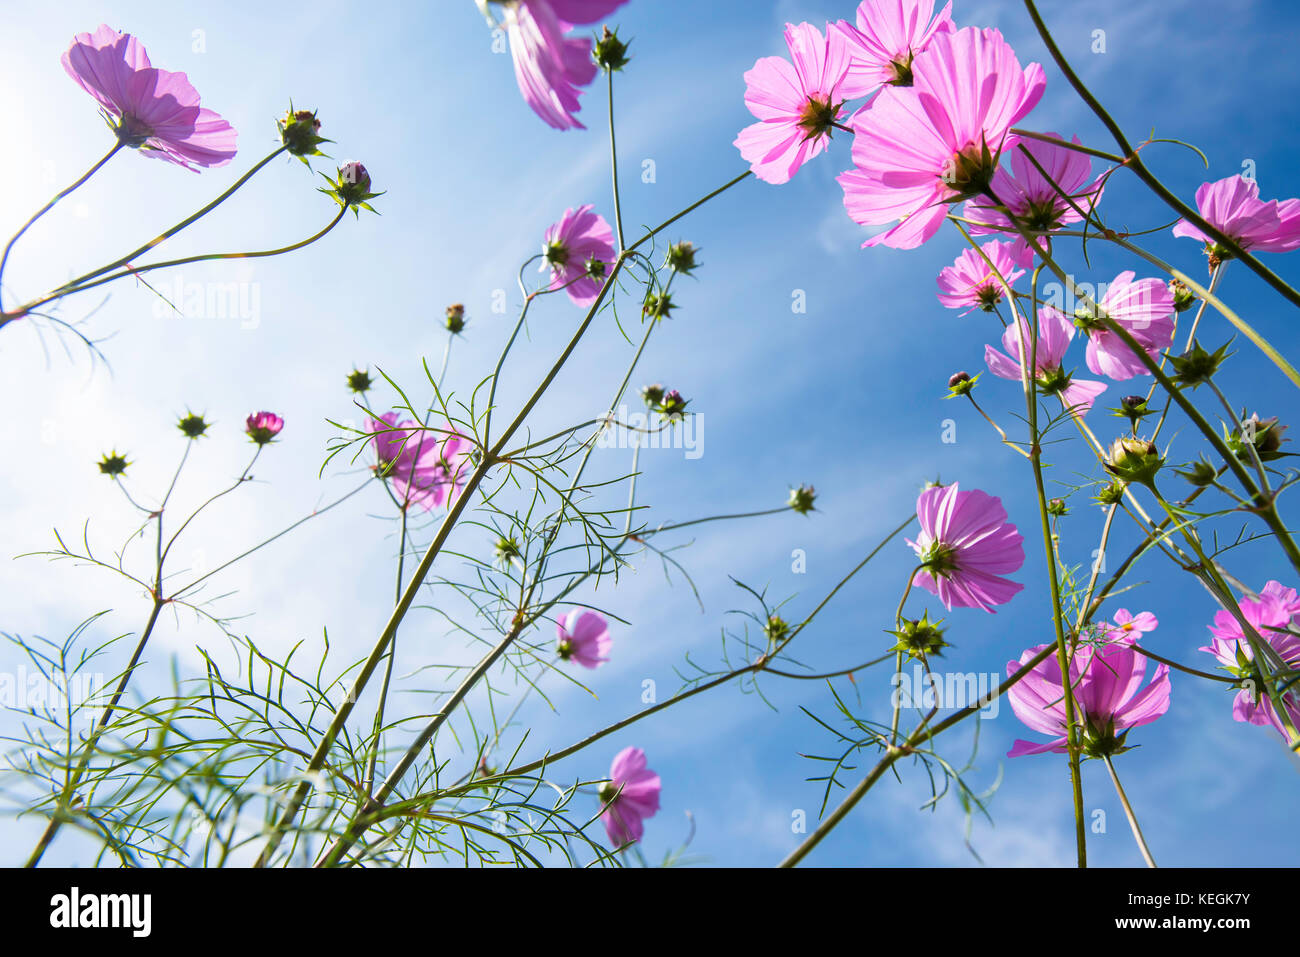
1177,456,1219,488
1096,480,1126,505
888,611,947,660
640,383,665,408
1169,279,1196,313
946,371,977,398
642,291,675,321
1111,394,1153,432
319,161,384,214
97,451,129,477
1169,340,1230,388
593,25,631,71
177,412,210,439
494,534,521,565
665,241,699,275
245,411,284,445
1104,436,1163,487
445,303,467,334
347,369,374,394
660,389,689,420
1046,497,1068,517
1232,413,1290,462
788,484,816,515
277,105,329,159
763,614,789,644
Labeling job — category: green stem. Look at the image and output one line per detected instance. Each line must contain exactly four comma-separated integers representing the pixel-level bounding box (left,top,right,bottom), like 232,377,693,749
12,205,347,317
51,146,288,296
1103,754,1156,868
0,143,123,317
1021,0,1300,311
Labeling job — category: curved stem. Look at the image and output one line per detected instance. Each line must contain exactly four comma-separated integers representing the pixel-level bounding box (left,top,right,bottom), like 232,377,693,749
0,143,123,316
12,206,348,317
51,146,289,296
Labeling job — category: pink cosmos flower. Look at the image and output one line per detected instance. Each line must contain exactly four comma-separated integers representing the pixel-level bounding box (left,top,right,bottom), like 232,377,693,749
369,413,472,511
831,0,953,97
496,0,628,131
1007,637,1171,757
62,24,237,170
557,609,611,668
1200,581,1300,737
1172,174,1300,256
935,239,1024,313
245,411,284,445
984,306,1107,417
542,204,616,306
734,23,852,185
1107,609,1159,640
908,482,1025,613
964,132,1107,265
1075,271,1175,381
599,746,661,847
838,26,1046,250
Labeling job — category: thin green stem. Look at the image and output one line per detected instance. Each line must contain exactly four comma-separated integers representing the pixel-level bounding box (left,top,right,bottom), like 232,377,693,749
1103,755,1156,868
0,143,123,317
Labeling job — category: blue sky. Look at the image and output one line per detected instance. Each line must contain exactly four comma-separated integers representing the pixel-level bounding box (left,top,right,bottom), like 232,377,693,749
2,0,1299,867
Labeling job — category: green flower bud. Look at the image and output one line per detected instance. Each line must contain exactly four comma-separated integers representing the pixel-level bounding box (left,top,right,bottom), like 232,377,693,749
1046,497,1068,517
763,614,789,644
1169,340,1231,388
1169,279,1196,313
888,611,947,660
642,291,675,321
1176,456,1219,488
665,241,699,275
277,105,330,160
593,25,631,71
494,535,521,565
445,303,467,334
1231,413,1290,462
347,368,374,393
640,383,665,408
98,451,129,476
788,484,816,515
1096,479,1126,505
1104,436,1163,487
177,412,210,439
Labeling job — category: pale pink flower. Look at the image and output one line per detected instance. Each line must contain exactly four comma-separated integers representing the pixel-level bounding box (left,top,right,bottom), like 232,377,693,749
599,746,661,847
831,0,953,97
542,204,616,306
1172,174,1300,256
1076,271,1175,381
1107,609,1159,640
557,609,611,669
935,240,1024,313
964,132,1107,265
1200,581,1300,738
984,306,1107,417
734,23,852,185
1007,637,1171,757
838,26,1045,250
62,24,237,170
498,0,628,131
368,413,471,511
908,482,1025,613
